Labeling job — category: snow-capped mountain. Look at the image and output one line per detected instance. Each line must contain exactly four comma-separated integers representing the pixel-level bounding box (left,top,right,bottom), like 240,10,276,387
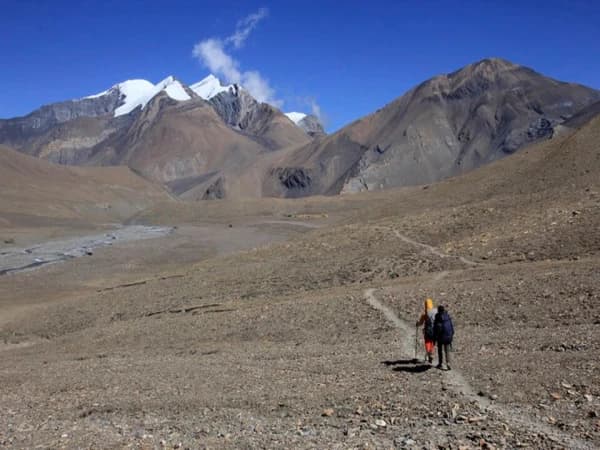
87,76,192,117
188,76,324,145
285,112,325,137
81,73,324,136
284,112,307,125
0,72,315,197
190,74,233,100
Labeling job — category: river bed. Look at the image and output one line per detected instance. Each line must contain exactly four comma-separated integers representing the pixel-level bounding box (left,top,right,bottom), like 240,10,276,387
0,225,173,276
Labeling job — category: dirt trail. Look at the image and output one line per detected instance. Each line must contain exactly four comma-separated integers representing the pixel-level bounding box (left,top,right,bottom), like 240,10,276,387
365,289,592,450
391,229,481,266
365,288,486,404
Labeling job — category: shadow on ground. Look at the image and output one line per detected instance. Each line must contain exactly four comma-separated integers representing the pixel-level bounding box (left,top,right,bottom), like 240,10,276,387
382,359,433,373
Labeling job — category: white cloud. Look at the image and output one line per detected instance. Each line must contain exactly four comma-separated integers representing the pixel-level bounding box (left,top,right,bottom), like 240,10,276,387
192,38,241,84
226,8,268,49
241,70,281,107
192,8,281,107
310,99,322,119
295,96,324,120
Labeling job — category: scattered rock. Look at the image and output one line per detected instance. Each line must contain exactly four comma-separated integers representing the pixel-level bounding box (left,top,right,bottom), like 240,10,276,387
451,404,460,418
550,392,562,400
468,415,487,423
322,408,334,417
374,419,387,427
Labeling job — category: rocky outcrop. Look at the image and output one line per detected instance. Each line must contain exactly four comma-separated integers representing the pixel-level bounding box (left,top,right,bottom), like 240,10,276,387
202,176,226,200
208,85,258,130
208,86,310,150
297,115,326,138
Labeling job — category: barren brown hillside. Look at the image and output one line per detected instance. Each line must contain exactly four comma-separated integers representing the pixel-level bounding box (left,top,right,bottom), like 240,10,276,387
0,145,171,235
0,115,599,448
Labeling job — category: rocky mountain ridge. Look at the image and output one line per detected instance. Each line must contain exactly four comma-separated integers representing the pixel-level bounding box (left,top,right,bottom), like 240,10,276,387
0,75,320,197
1,59,598,201
0,74,323,160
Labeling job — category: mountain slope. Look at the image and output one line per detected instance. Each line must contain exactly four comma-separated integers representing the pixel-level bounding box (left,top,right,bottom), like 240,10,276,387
80,93,274,200
260,58,600,197
0,145,171,226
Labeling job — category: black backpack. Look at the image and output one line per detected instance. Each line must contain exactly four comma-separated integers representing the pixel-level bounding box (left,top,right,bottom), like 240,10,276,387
434,312,454,343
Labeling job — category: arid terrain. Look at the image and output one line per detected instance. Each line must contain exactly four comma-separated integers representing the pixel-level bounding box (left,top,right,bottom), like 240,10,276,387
0,110,599,450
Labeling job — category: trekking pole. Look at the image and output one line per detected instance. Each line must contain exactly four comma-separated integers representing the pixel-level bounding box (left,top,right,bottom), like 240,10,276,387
414,324,418,361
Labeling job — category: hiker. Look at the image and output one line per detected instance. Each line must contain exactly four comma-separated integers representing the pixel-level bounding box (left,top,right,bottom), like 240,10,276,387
416,298,437,363
434,305,454,370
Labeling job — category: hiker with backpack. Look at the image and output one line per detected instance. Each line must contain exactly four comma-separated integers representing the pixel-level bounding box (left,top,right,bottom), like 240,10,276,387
434,305,454,370
415,298,437,364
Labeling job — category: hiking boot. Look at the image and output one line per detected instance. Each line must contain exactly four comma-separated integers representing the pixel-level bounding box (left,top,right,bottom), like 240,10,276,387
427,354,433,364
435,364,443,370
446,365,451,371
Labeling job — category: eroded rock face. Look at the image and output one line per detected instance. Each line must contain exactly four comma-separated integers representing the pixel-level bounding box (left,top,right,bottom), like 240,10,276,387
297,115,326,138
272,167,313,191
208,86,310,150
208,85,259,130
202,177,226,200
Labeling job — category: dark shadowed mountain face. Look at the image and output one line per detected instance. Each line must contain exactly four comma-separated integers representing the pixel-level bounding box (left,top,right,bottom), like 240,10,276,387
261,58,600,197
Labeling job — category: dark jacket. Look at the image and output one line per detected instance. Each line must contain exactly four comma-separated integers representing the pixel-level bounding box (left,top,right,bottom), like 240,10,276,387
433,311,454,344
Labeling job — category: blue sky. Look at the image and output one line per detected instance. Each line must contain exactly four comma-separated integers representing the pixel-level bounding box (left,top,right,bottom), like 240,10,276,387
1,0,599,131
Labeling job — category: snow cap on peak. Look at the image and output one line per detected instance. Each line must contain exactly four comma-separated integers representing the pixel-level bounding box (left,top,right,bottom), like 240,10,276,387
86,77,191,117
190,74,234,100
285,112,307,125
